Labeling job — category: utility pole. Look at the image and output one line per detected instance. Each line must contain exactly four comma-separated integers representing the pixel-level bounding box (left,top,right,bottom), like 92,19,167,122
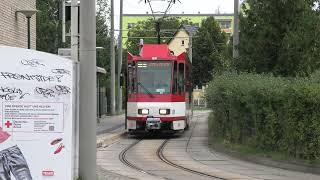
79,0,96,179
233,0,240,59
188,35,193,63
71,0,78,62
70,0,79,177
156,21,161,44
110,0,116,115
27,17,31,49
62,0,66,43
117,0,123,113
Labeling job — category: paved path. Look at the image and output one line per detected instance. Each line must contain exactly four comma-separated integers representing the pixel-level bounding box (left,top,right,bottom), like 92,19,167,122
96,114,134,180
97,114,125,135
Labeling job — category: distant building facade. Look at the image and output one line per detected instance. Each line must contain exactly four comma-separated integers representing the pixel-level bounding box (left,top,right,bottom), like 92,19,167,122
0,0,36,49
122,13,234,48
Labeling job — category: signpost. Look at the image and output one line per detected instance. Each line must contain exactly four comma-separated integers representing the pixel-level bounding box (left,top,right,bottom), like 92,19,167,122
0,46,76,179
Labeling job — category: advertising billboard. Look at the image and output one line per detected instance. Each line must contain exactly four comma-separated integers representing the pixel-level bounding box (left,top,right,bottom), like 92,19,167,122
0,46,75,180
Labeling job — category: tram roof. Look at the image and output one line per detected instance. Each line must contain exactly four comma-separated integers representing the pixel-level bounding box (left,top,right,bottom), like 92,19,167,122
128,44,189,63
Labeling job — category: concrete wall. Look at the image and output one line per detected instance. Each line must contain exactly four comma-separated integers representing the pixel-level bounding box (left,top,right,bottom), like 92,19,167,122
0,0,36,49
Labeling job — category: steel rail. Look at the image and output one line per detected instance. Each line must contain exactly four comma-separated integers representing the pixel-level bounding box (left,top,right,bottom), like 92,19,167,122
119,139,170,180
157,139,227,180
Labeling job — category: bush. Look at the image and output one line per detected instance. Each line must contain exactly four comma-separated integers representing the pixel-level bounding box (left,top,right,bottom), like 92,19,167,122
207,72,320,161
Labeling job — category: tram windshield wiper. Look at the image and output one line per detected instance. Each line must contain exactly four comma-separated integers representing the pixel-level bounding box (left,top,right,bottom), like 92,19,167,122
137,82,154,97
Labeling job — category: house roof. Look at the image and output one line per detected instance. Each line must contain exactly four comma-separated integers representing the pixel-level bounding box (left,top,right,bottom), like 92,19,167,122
182,24,199,36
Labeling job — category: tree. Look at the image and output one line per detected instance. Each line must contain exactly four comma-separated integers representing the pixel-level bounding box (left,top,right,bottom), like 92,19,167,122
126,17,192,55
96,0,111,87
36,0,66,53
237,0,320,76
192,17,229,87
276,7,320,76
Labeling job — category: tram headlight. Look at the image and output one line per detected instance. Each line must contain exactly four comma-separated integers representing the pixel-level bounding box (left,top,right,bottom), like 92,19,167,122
159,109,170,115
138,109,149,115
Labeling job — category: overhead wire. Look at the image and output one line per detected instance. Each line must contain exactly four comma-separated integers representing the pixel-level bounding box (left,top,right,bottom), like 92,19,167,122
163,0,174,18
146,0,157,20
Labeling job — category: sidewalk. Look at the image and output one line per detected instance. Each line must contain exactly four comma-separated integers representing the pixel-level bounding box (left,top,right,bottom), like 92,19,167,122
96,114,126,148
96,114,131,180
96,114,125,135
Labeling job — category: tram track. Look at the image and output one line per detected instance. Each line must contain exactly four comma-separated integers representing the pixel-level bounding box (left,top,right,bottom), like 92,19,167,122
101,111,320,180
118,113,226,180
119,139,171,180
119,140,149,175
119,137,223,180
157,139,226,180
118,115,226,180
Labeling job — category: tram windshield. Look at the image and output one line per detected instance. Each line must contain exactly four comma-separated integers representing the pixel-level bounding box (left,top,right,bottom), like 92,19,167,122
137,61,172,94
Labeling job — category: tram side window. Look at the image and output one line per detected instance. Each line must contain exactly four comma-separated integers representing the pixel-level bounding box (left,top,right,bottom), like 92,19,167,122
178,63,185,93
128,63,136,94
173,62,177,94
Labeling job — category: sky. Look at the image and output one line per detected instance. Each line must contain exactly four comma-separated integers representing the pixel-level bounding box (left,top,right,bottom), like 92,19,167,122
113,0,242,32
122,0,236,14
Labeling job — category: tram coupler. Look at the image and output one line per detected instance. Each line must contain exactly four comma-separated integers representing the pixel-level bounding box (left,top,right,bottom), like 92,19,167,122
146,116,161,130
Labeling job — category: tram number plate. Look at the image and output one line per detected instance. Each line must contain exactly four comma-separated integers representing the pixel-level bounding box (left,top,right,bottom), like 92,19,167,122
146,118,161,122
146,118,161,130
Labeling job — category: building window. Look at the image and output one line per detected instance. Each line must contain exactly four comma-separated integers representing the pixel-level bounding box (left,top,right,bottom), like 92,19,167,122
218,21,231,29
128,23,136,29
181,40,185,46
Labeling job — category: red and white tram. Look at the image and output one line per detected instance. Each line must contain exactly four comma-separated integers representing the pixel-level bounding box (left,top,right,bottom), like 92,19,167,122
125,44,192,133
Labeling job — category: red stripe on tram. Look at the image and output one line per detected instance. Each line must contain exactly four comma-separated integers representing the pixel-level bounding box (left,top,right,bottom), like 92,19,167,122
127,116,186,122
127,94,185,102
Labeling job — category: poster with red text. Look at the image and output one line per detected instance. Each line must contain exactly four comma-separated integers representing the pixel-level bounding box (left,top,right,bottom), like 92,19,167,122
0,46,75,180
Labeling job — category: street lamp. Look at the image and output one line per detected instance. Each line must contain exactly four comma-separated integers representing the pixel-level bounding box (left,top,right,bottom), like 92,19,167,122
15,10,38,49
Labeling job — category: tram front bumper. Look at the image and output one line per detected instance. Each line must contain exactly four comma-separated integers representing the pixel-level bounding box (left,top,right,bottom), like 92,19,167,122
126,117,185,131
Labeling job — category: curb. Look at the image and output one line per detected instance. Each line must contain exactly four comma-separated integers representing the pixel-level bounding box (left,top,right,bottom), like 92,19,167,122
209,142,320,175
96,131,127,148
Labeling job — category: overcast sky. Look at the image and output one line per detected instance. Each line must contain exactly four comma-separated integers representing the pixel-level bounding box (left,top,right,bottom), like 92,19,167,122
113,0,242,33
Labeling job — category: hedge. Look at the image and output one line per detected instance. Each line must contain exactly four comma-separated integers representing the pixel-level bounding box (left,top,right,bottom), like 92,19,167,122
206,72,320,160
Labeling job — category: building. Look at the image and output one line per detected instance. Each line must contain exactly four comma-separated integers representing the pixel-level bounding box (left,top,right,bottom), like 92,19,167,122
167,24,198,56
0,0,37,49
122,13,234,48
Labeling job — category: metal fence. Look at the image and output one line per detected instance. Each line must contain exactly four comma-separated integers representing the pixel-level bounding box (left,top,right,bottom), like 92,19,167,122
97,87,107,118
193,98,207,107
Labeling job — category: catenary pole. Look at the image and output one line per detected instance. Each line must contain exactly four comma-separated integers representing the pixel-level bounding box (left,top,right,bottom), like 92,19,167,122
117,0,123,113
110,0,116,115
79,0,97,179
233,0,240,59
188,35,192,63
71,0,78,62
62,0,66,43
70,0,79,177
27,17,31,49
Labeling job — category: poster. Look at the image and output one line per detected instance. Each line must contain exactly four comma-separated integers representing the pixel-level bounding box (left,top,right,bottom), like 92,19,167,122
0,46,75,180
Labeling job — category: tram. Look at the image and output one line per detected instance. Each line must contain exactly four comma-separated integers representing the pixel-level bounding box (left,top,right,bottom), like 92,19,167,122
125,44,192,133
